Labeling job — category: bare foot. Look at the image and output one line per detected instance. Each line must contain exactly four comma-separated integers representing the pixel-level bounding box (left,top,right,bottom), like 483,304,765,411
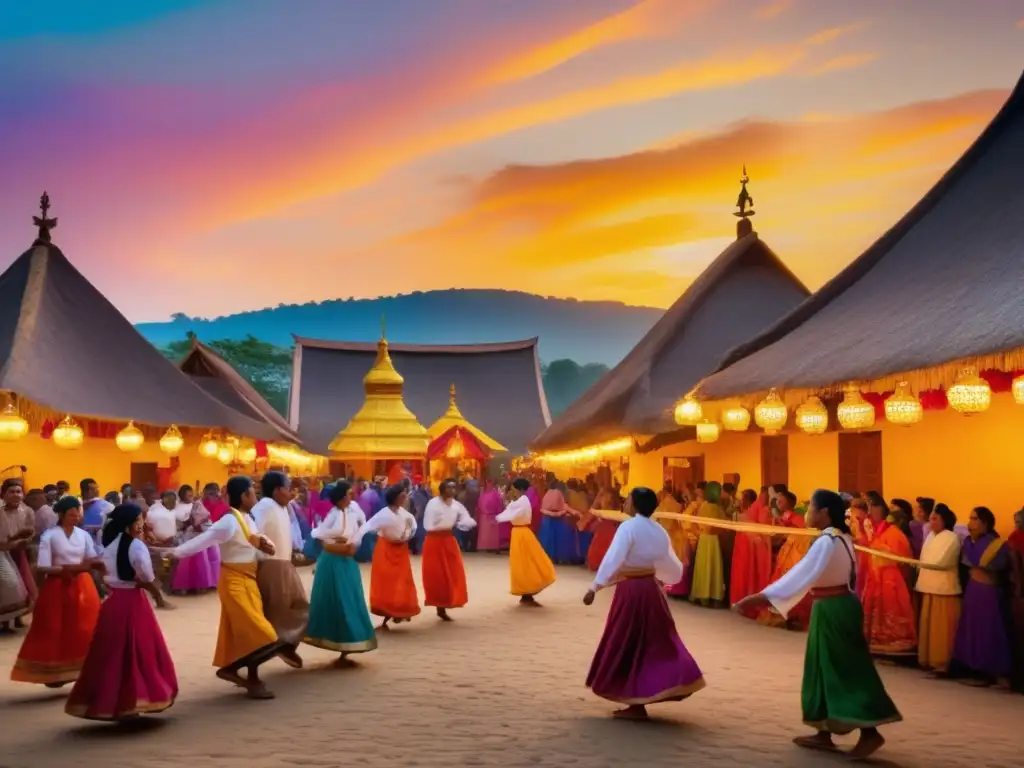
334,654,357,668
278,647,303,669
377,618,391,631
245,682,276,700
612,705,648,720
216,669,248,688
437,608,453,622
793,733,837,752
847,729,885,760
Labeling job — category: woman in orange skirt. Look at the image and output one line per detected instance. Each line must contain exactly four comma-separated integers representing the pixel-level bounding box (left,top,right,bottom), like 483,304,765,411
586,488,620,571
352,484,420,630
861,493,917,657
730,489,773,617
422,479,476,621
757,492,814,630
11,497,103,687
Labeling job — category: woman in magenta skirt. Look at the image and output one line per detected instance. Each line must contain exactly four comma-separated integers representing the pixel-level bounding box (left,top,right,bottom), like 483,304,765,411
66,503,178,722
583,487,705,720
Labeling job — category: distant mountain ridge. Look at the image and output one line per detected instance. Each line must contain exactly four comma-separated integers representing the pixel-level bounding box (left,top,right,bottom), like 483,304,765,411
136,289,663,366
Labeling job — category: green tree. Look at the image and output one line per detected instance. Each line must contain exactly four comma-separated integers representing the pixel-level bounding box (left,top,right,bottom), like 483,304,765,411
542,359,610,417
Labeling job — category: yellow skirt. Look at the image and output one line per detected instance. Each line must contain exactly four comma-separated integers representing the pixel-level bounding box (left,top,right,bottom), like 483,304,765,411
213,562,279,669
690,533,725,603
917,592,961,672
509,526,556,596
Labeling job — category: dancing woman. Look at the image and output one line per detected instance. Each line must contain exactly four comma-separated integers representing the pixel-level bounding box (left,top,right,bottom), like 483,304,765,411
497,478,556,606
66,504,177,721
422,479,477,621
735,489,901,761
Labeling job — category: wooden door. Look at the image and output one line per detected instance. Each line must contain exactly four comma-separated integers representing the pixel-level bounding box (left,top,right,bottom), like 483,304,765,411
837,432,883,495
760,435,789,487
130,462,158,491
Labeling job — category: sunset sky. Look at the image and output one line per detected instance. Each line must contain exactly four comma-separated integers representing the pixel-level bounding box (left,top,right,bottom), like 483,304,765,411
1,0,1021,322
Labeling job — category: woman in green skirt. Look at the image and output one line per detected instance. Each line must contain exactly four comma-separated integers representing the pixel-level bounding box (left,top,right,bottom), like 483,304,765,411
303,482,378,664
735,489,901,760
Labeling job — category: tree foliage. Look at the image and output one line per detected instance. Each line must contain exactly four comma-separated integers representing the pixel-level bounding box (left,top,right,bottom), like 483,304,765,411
541,359,610,417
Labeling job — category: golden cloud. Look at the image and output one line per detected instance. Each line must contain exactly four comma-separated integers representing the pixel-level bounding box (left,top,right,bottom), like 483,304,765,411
808,52,878,75
756,0,795,20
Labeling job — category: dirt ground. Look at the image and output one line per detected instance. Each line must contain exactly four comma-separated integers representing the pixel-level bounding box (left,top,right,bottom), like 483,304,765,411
0,555,1021,768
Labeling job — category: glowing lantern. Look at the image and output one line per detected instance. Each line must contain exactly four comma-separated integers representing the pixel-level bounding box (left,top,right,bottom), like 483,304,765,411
1013,375,1024,405
946,367,991,414
115,421,144,452
885,382,923,426
158,424,184,455
754,389,788,434
721,403,751,431
198,432,220,458
53,415,84,449
673,395,702,426
217,440,236,465
0,402,29,441
795,396,828,435
695,420,720,444
237,439,257,464
446,429,466,460
836,386,875,430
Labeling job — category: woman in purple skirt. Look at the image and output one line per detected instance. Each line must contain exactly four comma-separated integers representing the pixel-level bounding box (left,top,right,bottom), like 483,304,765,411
583,486,705,720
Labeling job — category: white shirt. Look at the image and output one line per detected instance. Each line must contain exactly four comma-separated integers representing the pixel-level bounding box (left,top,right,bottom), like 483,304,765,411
496,495,532,526
352,506,416,546
146,503,180,542
424,497,477,532
251,497,292,561
312,503,365,542
37,526,99,567
762,528,856,618
916,529,962,596
172,511,260,564
103,534,156,588
592,515,683,592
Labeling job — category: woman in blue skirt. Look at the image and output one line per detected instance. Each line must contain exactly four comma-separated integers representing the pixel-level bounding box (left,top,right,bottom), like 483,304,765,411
303,482,377,664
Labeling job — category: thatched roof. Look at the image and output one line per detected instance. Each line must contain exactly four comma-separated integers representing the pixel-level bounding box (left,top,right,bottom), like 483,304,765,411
289,337,550,455
529,227,809,452
0,239,281,438
698,71,1024,401
179,338,301,444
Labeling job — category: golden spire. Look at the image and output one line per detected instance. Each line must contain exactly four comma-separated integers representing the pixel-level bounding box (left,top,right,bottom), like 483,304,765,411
426,382,507,453
734,165,756,239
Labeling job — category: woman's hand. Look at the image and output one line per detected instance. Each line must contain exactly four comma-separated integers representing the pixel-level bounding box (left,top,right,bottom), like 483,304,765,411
732,593,768,614
583,589,596,606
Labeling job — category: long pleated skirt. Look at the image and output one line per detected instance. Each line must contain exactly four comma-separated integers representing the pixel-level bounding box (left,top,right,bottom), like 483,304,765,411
951,578,1012,679
213,562,279,669
304,552,377,653
538,516,583,564
509,525,556,597
422,531,468,609
171,546,220,592
690,533,725,604
917,593,961,672
802,592,902,734
0,551,30,623
65,587,178,721
369,538,421,619
586,575,705,705
11,573,100,685
256,558,310,647
586,520,618,571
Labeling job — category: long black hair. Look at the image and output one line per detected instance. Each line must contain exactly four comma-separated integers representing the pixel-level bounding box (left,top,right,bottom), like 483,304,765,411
102,503,143,582
811,489,850,534
226,475,253,509
973,506,998,537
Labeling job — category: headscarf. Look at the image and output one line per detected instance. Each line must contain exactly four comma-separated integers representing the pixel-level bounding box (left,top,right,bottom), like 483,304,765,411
102,504,143,582
703,481,722,505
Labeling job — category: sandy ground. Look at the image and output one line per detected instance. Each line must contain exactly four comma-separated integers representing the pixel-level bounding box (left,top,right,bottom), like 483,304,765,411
0,554,1021,768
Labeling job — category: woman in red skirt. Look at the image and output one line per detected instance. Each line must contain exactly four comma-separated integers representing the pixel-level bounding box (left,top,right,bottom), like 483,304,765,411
66,503,178,721
422,479,476,621
11,496,103,687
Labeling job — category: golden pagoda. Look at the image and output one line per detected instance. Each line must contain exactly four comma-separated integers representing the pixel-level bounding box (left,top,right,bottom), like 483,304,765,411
427,384,506,452
328,320,429,459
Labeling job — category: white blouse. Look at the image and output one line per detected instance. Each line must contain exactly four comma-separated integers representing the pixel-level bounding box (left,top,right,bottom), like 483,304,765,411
146,503,180,542
592,515,683,592
496,495,532,526
916,529,962,596
312,503,365,542
423,497,477,532
103,535,157,588
352,506,416,545
38,526,99,567
251,498,292,561
762,528,856,618
172,511,260,564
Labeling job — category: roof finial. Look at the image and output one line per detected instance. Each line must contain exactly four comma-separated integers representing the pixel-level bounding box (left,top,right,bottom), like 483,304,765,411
449,383,457,404
32,192,58,246
733,166,755,238
380,314,387,341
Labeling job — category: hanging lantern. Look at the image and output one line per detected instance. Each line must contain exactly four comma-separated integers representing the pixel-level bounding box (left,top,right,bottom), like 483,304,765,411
754,389,788,434
217,440,236,465
237,439,257,464
695,420,720,444
1013,375,1024,405
158,424,184,455
0,402,29,441
115,421,144,452
885,382,923,426
795,396,828,435
946,367,991,414
673,395,702,426
721,403,750,431
198,432,220,458
446,429,466,460
836,386,875,429
52,415,84,449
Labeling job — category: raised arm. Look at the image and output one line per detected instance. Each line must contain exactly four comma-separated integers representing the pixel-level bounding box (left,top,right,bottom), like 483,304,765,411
761,535,833,617
172,515,237,559
496,495,529,525
349,510,387,547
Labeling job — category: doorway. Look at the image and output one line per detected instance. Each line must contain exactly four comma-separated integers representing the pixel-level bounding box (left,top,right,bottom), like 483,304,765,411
760,435,789,487
838,432,883,495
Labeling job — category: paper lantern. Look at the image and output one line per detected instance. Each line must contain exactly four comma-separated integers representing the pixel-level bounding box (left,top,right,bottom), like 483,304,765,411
721,403,751,431
53,415,84,449
115,421,144,452
754,389,788,433
795,396,828,435
237,439,257,464
1013,375,1024,405
198,433,220,458
673,396,702,426
885,382,923,426
946,367,991,414
695,420,720,444
158,424,184,455
836,386,875,429
0,402,29,441
217,441,236,465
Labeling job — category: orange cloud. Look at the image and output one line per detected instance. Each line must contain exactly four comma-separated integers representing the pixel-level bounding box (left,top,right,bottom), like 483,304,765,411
756,0,794,20
808,52,878,75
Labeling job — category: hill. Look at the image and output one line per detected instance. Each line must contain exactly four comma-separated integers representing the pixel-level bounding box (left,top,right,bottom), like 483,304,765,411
137,289,662,367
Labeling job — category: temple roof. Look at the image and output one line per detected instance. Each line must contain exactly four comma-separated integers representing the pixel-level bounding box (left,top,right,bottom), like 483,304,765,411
426,384,506,452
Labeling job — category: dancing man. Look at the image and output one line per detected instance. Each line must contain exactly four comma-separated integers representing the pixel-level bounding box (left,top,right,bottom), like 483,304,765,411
583,487,705,720
496,478,556,607
422,478,476,621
